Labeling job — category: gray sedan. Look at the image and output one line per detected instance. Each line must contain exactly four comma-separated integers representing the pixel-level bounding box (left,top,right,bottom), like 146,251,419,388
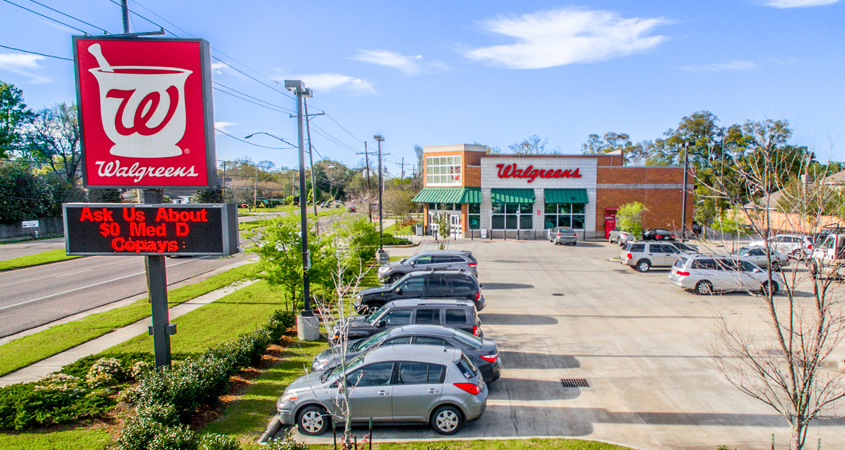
731,246,790,270
549,227,577,245
277,345,488,436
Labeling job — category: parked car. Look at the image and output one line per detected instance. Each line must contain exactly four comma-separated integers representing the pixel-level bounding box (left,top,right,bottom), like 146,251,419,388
731,246,790,270
378,250,478,284
642,228,677,241
355,270,485,313
669,254,783,295
620,241,687,272
617,230,638,246
749,234,814,259
277,344,488,436
549,227,577,245
336,299,483,341
810,231,845,278
312,325,502,383
608,227,622,243
673,242,699,253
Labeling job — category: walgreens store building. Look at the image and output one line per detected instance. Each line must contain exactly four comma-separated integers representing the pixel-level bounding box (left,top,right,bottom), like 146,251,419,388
413,144,693,240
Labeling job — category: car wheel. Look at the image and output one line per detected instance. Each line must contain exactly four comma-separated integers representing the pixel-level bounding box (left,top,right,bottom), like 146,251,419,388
636,260,651,273
570,242,576,246
366,302,384,314
387,274,403,284
431,405,464,435
695,280,713,295
770,261,780,271
762,281,778,296
297,405,330,436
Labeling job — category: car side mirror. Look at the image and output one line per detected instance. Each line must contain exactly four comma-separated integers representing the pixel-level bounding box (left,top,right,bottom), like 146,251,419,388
375,320,385,328
408,261,415,266
394,288,403,295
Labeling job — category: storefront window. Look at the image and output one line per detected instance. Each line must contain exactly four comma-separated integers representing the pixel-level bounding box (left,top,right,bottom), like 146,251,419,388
427,203,459,211
467,203,480,230
544,203,586,229
492,203,532,230
425,156,462,185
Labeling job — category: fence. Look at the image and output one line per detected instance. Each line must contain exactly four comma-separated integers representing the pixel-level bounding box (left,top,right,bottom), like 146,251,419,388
0,216,64,240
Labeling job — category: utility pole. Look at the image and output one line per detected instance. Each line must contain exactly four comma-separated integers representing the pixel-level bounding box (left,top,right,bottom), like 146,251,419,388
253,163,258,211
285,80,319,342
399,157,405,185
304,98,318,217
357,143,376,221
120,0,129,34
681,141,690,240
374,135,385,253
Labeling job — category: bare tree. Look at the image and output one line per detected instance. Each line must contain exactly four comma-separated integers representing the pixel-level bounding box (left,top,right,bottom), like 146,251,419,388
698,121,845,450
27,103,82,184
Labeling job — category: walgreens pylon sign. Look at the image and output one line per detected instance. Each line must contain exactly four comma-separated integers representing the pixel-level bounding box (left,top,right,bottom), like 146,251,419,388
74,37,217,188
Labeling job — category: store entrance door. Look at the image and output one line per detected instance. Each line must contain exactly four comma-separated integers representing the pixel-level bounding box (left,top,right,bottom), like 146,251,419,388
449,214,462,239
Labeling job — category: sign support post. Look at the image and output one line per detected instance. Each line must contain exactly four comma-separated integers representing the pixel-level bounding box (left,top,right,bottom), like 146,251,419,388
142,189,172,367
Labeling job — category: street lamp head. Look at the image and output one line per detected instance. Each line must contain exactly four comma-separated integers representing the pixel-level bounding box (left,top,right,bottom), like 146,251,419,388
374,135,384,142
284,80,304,91
244,133,258,139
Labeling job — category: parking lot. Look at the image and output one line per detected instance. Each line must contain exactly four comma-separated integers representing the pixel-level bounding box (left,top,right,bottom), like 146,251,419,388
293,239,845,449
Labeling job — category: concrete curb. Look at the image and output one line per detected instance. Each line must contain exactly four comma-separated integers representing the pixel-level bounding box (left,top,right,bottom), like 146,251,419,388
257,415,282,445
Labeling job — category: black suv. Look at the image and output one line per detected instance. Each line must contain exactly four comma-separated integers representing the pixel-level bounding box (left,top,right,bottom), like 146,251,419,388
377,250,478,284
642,228,677,241
336,299,483,341
354,270,484,313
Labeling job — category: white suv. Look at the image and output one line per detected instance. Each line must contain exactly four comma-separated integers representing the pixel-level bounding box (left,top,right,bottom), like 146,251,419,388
669,254,783,295
750,234,813,259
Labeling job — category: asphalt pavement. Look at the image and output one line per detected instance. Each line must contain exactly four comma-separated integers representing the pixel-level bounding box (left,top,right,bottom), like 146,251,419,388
0,238,66,262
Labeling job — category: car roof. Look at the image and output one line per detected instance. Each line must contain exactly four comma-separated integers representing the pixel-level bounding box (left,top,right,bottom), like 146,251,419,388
388,324,454,338
384,298,474,308
416,250,473,256
363,344,462,364
404,269,475,278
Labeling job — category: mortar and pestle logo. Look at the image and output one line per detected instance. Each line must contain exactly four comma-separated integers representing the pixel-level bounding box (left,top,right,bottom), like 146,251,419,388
88,43,192,158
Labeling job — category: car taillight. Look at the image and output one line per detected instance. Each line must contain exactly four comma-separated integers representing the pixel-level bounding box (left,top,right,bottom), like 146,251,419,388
676,271,690,276
807,244,813,249
627,253,632,259
574,233,576,237
472,325,479,336
557,233,561,237
480,354,498,363
475,291,480,302
467,262,477,267
656,235,662,239
454,383,481,395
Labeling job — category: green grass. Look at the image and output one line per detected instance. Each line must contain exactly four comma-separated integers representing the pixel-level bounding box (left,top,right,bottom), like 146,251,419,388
239,219,272,231
384,220,417,236
0,263,257,377
105,279,281,356
0,249,81,271
0,428,111,450
205,338,328,445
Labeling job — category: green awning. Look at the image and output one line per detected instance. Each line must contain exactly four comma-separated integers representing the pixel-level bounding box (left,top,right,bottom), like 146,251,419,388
490,189,535,204
413,187,481,204
545,189,589,204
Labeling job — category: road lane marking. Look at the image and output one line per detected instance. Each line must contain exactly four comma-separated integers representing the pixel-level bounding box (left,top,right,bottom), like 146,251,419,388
55,269,92,278
0,257,202,311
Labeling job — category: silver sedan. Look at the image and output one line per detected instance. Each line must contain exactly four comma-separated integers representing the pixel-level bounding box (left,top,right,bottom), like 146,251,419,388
732,246,790,270
276,344,488,436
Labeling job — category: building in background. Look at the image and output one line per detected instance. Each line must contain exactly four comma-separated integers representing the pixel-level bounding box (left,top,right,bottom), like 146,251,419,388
412,144,693,240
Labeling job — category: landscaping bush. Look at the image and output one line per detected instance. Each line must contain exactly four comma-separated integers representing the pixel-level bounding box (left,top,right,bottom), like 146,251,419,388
382,233,411,246
62,352,155,379
266,429,307,450
0,379,114,430
85,357,125,387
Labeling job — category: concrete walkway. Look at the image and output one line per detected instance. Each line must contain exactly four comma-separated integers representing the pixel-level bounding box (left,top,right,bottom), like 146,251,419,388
0,269,258,387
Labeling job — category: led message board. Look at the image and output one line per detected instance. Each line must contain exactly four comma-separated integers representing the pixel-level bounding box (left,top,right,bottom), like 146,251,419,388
63,203,238,256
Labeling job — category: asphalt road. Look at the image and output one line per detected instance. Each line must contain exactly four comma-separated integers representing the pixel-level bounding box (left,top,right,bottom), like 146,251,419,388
0,238,66,262
0,251,252,338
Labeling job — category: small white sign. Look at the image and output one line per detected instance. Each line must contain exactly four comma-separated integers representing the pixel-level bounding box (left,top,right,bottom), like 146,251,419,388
488,210,493,216
22,220,39,228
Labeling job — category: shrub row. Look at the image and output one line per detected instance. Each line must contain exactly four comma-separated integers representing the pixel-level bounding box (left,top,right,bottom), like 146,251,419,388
117,309,296,450
382,232,412,246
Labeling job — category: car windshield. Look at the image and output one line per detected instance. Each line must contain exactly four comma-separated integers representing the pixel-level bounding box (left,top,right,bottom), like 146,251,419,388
735,247,751,255
323,353,367,383
366,306,387,323
400,258,407,264
456,353,478,379
452,328,483,349
353,329,390,351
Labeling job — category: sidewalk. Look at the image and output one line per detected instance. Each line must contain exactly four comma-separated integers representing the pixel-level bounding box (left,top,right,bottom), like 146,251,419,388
0,266,258,387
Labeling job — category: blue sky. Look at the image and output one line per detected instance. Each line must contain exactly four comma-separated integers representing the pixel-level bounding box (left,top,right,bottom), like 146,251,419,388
1,0,844,174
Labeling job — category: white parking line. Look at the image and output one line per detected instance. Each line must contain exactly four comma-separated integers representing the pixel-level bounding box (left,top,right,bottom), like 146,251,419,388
0,258,201,311
55,269,92,278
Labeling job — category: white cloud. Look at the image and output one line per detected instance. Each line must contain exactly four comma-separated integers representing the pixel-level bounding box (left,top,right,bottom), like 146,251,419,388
0,53,49,83
287,73,375,94
765,0,840,8
352,50,424,75
464,8,668,69
680,60,757,73
214,121,236,132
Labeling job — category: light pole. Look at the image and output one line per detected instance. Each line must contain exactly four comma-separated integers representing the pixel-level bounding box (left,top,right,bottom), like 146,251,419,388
681,141,691,240
374,135,385,255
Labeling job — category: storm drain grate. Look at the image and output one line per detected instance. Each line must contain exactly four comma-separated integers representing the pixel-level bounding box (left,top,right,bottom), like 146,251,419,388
561,378,591,388
551,293,564,297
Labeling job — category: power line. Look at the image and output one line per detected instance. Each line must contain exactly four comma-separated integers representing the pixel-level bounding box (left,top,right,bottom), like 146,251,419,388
215,128,294,149
27,0,110,34
105,0,176,36
309,121,360,153
210,56,295,101
0,44,72,61
213,81,294,114
2,0,90,34
212,87,290,114
130,0,192,37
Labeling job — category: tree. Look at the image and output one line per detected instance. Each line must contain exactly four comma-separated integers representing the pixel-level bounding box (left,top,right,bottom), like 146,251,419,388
697,132,845,450
193,188,224,203
26,103,82,184
508,135,557,155
580,132,648,165
616,202,646,237
0,161,52,223
88,189,122,203
0,81,35,158
383,189,414,221
438,213,450,239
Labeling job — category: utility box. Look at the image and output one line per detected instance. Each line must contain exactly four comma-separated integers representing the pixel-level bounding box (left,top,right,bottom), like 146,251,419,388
377,250,389,265
415,224,423,236
480,229,487,239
